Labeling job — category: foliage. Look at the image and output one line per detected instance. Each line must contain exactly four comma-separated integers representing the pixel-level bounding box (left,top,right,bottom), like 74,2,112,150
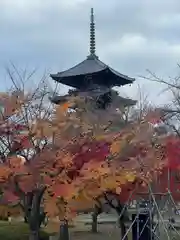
0,204,22,220
0,88,171,234
0,87,54,238
34,100,168,219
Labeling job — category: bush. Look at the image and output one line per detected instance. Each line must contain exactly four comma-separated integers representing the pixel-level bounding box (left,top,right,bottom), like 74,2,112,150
0,221,49,240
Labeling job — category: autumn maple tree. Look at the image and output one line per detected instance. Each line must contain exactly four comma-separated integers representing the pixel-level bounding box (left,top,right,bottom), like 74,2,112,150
0,89,115,240
0,86,54,240
36,100,168,240
0,86,170,240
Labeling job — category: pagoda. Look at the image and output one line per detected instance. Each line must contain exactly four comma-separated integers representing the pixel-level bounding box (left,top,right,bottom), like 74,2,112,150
50,8,136,109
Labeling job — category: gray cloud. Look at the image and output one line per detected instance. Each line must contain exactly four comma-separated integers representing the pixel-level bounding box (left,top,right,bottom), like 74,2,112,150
0,0,180,104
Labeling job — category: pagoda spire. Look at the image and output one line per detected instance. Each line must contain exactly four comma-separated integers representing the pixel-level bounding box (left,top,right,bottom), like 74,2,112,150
88,8,97,58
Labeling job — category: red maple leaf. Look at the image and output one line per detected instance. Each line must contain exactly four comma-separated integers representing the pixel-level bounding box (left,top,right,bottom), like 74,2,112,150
1,190,19,205
52,184,74,198
166,137,180,169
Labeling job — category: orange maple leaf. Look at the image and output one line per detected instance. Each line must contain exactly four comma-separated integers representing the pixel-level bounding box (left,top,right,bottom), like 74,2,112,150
62,102,70,111
53,184,76,200
8,156,25,168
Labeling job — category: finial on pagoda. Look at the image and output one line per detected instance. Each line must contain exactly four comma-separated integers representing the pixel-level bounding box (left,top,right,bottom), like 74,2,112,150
88,8,97,59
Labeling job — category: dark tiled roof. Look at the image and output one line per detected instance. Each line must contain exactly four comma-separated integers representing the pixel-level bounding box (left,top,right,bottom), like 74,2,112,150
50,56,135,88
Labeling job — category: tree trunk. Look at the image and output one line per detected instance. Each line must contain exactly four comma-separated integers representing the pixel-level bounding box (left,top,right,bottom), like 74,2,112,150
28,189,46,240
91,212,98,233
29,230,40,240
29,219,40,240
23,193,46,227
91,202,102,233
104,194,129,240
24,216,28,223
59,220,69,240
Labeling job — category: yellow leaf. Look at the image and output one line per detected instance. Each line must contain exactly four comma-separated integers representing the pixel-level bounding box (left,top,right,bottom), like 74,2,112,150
69,195,94,212
100,176,116,190
95,135,106,141
115,175,127,184
125,173,136,182
110,140,122,154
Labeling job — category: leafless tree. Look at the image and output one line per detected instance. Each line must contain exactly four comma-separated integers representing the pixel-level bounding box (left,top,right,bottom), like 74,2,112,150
140,68,180,136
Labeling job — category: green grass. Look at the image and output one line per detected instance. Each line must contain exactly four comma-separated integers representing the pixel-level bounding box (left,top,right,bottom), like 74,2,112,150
0,221,49,240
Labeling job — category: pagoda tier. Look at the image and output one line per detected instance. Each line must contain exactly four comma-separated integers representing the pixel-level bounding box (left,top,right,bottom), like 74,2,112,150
50,8,135,90
50,88,136,109
50,56,134,89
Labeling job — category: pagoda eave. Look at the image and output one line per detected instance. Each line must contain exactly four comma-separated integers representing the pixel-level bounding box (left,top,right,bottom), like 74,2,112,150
50,68,134,89
50,92,137,107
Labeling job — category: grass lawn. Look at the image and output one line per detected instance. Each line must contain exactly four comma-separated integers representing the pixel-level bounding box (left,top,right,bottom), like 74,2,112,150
0,220,130,240
0,221,49,240
0,220,179,240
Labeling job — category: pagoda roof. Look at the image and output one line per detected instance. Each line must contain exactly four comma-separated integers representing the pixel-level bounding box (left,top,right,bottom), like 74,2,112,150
50,8,135,89
50,56,135,89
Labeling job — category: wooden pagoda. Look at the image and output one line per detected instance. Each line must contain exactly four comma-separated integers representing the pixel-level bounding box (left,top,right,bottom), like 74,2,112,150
50,8,136,109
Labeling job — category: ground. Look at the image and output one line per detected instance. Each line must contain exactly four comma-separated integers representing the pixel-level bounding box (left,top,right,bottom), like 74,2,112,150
0,219,180,239
0,220,130,240
44,221,126,239
69,224,127,240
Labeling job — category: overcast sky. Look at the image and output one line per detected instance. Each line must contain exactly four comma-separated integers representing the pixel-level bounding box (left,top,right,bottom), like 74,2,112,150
1,0,180,105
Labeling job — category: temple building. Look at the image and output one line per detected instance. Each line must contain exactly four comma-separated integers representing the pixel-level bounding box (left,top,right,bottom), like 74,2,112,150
50,8,136,109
